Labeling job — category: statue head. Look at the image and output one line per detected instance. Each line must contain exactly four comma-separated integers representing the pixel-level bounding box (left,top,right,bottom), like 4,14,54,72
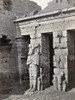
28,44,33,55
34,44,40,54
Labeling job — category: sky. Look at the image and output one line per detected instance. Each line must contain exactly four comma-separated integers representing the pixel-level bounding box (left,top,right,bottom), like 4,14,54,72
30,0,52,9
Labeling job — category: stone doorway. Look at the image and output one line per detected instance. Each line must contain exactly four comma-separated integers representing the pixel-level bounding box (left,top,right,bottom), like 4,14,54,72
21,35,30,80
20,35,30,88
41,33,54,88
67,30,75,90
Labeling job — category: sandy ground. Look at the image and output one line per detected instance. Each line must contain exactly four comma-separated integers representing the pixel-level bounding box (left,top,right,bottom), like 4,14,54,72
0,86,75,100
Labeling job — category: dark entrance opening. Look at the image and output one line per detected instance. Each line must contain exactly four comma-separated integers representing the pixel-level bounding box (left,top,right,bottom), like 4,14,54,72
67,30,75,90
21,35,30,89
41,33,54,88
49,34,54,85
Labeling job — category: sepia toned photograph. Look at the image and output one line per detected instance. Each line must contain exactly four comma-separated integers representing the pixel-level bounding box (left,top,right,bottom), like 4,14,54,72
0,0,75,100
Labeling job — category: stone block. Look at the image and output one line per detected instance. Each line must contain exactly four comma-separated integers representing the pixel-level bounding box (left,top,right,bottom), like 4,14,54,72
30,34,36,39
55,55,60,62
59,69,64,74
30,39,36,44
53,42,60,49
53,42,67,49
62,30,67,37
64,62,67,69
53,32,58,38
59,62,64,69
54,49,61,56
36,38,41,44
61,49,68,55
36,33,41,38
21,26,35,35
60,42,67,48
60,55,67,63
53,61,57,66
61,37,67,43
54,68,60,75
55,49,68,56
53,37,59,43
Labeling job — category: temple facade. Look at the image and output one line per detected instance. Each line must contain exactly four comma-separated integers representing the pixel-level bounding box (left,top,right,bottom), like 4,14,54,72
15,0,75,91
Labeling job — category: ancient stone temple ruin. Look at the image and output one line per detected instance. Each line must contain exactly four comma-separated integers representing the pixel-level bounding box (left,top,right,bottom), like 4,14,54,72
14,0,75,92
0,0,41,93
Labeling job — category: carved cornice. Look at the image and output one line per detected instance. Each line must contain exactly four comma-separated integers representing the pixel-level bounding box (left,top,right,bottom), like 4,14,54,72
14,7,75,23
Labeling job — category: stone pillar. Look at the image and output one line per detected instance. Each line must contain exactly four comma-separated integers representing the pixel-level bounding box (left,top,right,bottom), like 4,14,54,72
53,30,68,91
16,23,23,84
16,36,22,84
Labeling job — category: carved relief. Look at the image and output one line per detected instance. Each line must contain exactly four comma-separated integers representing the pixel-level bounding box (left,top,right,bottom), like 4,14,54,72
3,0,12,11
53,31,68,91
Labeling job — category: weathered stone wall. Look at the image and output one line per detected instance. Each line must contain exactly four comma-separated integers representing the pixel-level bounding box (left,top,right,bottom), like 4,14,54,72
0,0,41,92
0,13,18,92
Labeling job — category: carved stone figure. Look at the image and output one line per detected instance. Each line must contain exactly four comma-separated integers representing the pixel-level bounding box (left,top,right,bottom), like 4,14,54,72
53,71,66,91
58,75,62,91
53,75,58,90
26,43,40,92
62,80,66,91
37,68,44,91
